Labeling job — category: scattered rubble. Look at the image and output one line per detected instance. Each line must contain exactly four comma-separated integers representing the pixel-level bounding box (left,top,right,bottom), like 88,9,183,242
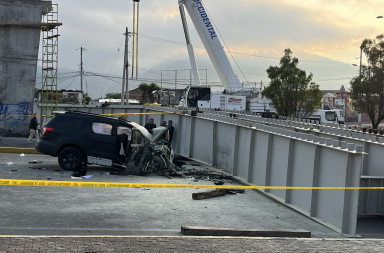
28,160,42,164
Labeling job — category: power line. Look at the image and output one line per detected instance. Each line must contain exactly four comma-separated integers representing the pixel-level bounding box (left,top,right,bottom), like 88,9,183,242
137,33,356,64
98,38,125,98
65,74,79,89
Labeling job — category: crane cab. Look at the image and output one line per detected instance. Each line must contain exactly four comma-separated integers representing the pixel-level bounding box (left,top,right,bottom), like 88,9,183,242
180,86,211,108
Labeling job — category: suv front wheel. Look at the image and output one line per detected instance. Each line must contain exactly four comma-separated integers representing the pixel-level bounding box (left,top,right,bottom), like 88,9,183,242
58,147,84,171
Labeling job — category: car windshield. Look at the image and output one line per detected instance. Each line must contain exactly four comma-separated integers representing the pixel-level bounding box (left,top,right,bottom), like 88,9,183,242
325,112,337,121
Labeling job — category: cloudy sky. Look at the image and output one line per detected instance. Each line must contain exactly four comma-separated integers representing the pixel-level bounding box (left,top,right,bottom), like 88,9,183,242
37,0,384,98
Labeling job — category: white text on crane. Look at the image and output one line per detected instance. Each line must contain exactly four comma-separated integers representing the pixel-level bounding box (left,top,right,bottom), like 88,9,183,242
193,0,217,40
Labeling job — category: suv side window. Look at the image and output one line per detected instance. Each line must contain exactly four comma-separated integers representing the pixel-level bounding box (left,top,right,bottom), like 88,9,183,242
92,122,113,135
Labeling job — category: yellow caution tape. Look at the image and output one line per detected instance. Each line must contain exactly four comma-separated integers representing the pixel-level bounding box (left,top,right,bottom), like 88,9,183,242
101,112,179,116
0,179,382,190
0,112,180,118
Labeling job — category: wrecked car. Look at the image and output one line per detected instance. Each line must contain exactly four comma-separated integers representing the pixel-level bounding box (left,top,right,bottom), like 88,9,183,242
36,111,174,175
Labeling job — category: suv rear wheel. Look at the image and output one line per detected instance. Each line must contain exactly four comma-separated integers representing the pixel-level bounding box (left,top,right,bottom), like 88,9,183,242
58,147,83,171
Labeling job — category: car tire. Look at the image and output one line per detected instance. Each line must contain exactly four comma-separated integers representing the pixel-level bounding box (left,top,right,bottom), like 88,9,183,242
58,147,84,171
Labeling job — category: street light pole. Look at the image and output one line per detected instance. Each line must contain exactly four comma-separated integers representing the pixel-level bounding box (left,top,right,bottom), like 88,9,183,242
359,47,362,76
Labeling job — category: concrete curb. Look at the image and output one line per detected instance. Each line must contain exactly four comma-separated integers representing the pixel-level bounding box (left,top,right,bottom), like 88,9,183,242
0,147,41,154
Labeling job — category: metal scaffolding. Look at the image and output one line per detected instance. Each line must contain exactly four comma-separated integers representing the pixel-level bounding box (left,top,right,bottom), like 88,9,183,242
41,4,60,124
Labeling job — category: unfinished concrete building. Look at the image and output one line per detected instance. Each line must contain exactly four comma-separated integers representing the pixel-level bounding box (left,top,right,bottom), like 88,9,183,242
0,0,52,133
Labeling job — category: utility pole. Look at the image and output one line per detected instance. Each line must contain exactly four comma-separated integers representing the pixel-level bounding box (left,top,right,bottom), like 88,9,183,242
125,28,130,105
121,28,130,105
77,47,86,104
132,0,140,79
359,47,362,76
121,45,126,105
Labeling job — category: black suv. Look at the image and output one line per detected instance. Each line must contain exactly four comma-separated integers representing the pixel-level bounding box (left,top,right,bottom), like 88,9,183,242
36,111,173,175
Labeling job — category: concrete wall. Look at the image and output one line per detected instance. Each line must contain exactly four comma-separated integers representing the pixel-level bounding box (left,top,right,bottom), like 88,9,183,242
0,0,51,132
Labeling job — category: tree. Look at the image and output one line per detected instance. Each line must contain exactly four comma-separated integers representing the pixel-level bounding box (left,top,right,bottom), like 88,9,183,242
84,93,92,105
104,92,121,99
261,49,322,117
138,83,162,103
350,34,384,129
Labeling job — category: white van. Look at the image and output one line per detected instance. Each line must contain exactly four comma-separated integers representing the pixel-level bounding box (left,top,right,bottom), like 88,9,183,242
307,109,344,124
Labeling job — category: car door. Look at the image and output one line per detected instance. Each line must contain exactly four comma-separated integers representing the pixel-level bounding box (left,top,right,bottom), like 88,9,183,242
81,120,116,161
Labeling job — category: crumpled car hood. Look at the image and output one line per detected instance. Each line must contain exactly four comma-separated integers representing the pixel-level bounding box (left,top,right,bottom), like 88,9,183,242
151,126,169,143
127,121,153,142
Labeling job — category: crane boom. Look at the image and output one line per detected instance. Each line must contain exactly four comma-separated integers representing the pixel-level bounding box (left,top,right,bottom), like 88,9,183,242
179,4,201,86
179,0,242,89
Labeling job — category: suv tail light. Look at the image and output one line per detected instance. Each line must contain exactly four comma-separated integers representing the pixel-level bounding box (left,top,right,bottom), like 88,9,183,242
42,127,54,136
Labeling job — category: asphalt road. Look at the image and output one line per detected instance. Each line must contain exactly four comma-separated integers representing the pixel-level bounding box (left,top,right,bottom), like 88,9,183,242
0,153,346,238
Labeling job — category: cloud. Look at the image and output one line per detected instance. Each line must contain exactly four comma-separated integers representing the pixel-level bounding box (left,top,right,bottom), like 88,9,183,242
47,0,383,97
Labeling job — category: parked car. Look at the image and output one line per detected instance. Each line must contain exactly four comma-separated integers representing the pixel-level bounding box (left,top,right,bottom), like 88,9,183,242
36,111,173,175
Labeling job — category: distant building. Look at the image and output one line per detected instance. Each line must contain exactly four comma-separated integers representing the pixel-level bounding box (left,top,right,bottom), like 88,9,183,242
128,87,185,104
322,93,336,108
98,99,140,105
36,89,83,103
128,88,144,102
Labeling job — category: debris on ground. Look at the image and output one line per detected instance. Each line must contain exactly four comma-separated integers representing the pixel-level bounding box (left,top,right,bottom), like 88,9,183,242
71,176,83,180
28,160,42,164
179,166,234,183
11,169,17,172
82,175,93,179
225,189,245,194
192,189,226,200
20,153,26,157
0,164,5,166
30,167,42,170
110,172,125,176
6,162,14,165
214,180,225,185
52,169,62,172
173,160,186,167
192,189,246,200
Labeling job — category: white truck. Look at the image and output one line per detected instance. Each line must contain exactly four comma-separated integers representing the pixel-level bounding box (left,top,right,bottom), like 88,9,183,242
177,0,263,112
305,109,345,124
